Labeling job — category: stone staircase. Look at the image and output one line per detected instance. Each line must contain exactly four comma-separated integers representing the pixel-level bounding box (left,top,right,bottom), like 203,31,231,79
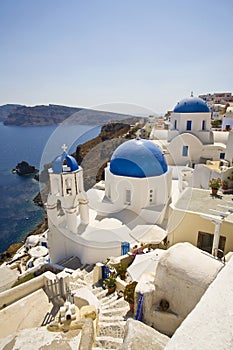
95,290,130,349
69,265,133,349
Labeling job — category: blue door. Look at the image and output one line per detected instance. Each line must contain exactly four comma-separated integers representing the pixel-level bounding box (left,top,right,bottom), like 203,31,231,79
121,242,130,255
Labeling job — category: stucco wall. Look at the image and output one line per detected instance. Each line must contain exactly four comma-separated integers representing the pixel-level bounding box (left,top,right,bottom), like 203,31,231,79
165,255,233,350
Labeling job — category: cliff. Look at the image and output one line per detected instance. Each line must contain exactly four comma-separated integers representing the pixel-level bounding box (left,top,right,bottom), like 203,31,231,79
0,104,23,122
3,104,139,126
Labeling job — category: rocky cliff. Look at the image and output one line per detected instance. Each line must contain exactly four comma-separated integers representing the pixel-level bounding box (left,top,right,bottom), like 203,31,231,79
3,104,139,126
0,104,22,122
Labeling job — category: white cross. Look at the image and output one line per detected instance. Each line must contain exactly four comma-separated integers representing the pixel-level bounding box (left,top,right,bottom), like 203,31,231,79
61,143,68,152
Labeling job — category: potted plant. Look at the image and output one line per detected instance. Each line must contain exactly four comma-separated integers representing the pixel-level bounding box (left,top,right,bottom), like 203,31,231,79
103,273,117,294
115,262,127,280
124,281,138,312
209,177,222,195
222,180,229,190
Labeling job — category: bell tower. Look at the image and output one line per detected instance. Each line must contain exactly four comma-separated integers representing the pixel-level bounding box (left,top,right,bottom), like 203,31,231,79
47,145,89,234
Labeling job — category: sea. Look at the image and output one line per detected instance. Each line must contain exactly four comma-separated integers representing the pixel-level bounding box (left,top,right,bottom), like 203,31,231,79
0,122,101,254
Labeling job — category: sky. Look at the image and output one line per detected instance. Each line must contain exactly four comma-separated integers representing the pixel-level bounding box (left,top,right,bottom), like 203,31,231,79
0,0,233,114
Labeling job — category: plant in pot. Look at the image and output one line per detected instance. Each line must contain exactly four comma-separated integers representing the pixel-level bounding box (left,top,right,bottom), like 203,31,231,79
209,177,222,195
103,273,117,294
222,180,229,190
115,262,127,280
124,281,138,312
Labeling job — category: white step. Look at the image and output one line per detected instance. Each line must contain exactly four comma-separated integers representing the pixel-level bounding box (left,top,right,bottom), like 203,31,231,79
99,315,126,322
92,288,108,299
98,330,125,340
98,321,126,328
101,293,118,305
101,297,128,310
98,322,126,338
101,305,129,315
100,292,118,303
95,336,123,350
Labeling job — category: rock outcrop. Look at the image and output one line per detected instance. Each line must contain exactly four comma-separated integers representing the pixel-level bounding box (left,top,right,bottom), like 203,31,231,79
12,161,38,176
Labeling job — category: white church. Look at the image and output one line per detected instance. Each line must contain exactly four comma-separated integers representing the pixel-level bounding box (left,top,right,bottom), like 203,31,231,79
47,139,172,264
166,96,227,166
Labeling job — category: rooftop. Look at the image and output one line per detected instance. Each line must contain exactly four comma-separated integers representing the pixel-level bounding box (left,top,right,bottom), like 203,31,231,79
173,187,233,217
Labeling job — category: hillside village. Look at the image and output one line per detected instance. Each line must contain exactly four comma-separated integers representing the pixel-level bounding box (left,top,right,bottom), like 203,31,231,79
1,93,233,349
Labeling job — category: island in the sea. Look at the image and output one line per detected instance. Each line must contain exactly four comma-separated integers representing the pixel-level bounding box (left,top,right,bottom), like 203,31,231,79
12,161,39,176
0,103,140,126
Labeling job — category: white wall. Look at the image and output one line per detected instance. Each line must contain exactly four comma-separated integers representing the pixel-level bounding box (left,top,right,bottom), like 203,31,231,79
225,131,233,165
168,112,212,144
136,243,223,336
167,133,203,166
165,255,233,350
104,166,172,224
222,117,233,131
48,225,122,265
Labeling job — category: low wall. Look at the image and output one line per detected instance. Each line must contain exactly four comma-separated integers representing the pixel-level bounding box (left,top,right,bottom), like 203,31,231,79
0,272,53,309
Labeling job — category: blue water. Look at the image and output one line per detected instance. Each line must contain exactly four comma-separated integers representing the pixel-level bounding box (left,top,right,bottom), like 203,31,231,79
0,122,101,254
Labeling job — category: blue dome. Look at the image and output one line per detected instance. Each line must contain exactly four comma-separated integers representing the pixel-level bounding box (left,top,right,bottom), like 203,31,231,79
174,97,210,113
52,152,79,173
110,139,167,178
66,154,79,171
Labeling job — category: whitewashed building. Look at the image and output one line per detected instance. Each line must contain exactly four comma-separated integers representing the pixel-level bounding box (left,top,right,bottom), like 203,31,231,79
47,139,172,264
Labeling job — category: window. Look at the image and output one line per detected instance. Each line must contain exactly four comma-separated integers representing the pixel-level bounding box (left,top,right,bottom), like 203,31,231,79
186,120,192,131
149,189,154,205
202,120,206,130
174,120,177,129
220,152,225,160
125,190,131,205
182,146,189,157
65,178,72,195
197,231,226,256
